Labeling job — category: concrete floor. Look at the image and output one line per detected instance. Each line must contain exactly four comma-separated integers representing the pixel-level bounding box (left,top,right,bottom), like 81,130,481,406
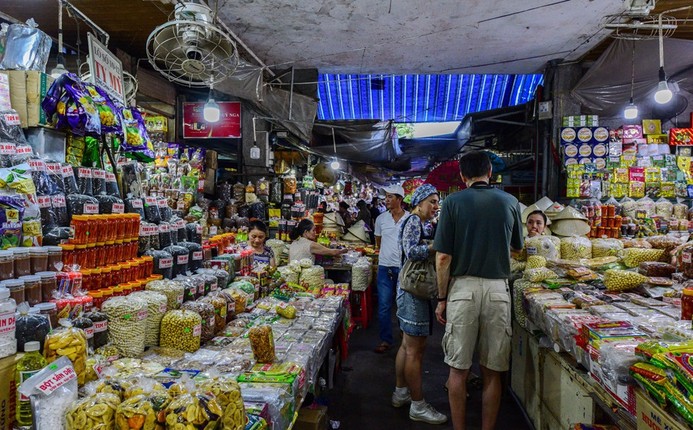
322,312,532,430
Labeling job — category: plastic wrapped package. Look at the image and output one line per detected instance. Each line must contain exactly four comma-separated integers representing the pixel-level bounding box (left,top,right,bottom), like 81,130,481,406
124,195,145,218
524,235,561,260
196,271,218,296
44,160,65,195
164,392,223,429
91,168,107,196
674,203,688,220
248,324,275,363
129,291,168,347
102,296,147,357
158,197,172,222
0,21,52,71
200,294,227,335
186,222,202,244
647,235,684,255
604,269,648,291
73,167,93,195
182,300,216,343
159,310,202,353
145,279,184,310
65,392,120,430
523,267,558,283
635,196,656,217
195,376,246,430
164,245,188,277
591,238,624,258
83,310,108,349
115,392,171,430
0,110,28,146
560,236,592,260
238,383,294,430
622,248,665,268
43,323,88,386
15,302,50,353
146,249,174,279
301,265,325,289
96,194,124,214
638,261,676,277
679,243,693,277
143,196,161,223
71,314,95,350
66,194,99,218
18,356,78,430
655,197,674,217
525,255,547,270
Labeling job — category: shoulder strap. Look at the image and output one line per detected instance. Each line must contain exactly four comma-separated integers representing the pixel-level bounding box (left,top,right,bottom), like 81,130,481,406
400,214,419,265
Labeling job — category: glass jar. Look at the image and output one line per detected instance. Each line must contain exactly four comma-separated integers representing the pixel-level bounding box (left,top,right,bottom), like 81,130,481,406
11,248,31,277
19,275,41,306
34,302,57,330
36,271,57,302
29,247,48,274
0,251,13,281
45,246,62,271
3,279,25,305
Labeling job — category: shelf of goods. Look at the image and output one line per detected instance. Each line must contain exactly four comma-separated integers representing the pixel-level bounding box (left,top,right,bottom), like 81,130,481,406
510,231,693,430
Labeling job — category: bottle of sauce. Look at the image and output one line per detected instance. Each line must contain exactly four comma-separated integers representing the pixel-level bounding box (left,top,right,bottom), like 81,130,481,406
683,287,693,320
15,341,48,426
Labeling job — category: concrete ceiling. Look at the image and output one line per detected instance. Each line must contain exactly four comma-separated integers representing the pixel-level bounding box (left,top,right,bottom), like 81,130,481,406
216,0,627,75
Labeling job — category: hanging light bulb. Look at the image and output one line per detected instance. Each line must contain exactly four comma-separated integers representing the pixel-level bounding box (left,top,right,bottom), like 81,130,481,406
51,5,67,79
624,99,639,119
654,68,673,104
50,58,68,79
204,82,220,122
330,159,340,170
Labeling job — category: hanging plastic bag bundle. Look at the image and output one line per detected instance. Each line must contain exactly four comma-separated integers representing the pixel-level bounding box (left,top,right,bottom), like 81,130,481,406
41,73,102,136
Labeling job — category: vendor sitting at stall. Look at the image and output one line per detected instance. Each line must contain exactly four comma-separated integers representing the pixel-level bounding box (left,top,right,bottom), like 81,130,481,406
248,220,276,268
526,210,548,238
289,219,348,263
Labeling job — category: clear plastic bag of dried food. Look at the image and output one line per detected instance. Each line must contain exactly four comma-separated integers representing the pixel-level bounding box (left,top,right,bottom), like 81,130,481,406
143,195,161,223
0,109,28,145
15,302,51,353
42,226,71,245
164,245,189,277
91,168,107,195
177,241,203,272
129,291,168,347
158,197,172,222
124,195,145,218
105,171,119,197
96,194,124,214
74,166,93,195
61,163,79,194
170,217,186,242
182,300,216,343
11,144,33,166
66,194,99,218
248,325,276,363
18,356,78,430
102,295,147,357
186,222,202,244
158,222,172,248
146,249,174,279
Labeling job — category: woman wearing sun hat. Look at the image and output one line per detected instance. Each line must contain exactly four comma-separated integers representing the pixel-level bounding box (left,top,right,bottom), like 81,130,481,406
391,183,448,425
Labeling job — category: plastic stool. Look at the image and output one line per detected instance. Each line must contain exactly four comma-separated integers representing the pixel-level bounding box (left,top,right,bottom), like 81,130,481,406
350,289,370,329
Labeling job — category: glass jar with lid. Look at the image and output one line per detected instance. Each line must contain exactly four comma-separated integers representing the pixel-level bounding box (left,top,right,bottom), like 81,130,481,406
11,248,31,277
0,250,13,281
35,271,57,302
19,275,41,306
2,279,24,305
29,247,48,274
45,246,62,271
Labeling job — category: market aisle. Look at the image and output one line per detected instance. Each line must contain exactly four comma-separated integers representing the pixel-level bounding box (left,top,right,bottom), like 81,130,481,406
325,311,532,429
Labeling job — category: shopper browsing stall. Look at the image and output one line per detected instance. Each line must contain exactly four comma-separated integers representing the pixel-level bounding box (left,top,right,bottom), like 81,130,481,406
248,220,276,268
374,184,409,354
288,219,348,263
392,184,447,424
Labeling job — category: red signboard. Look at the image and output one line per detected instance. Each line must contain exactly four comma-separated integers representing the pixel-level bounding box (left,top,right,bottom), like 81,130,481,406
182,101,242,139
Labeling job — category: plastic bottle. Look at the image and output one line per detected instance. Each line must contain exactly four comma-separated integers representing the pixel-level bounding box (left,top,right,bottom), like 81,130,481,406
15,341,48,426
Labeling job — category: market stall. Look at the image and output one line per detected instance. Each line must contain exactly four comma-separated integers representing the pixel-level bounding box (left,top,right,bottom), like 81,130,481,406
0,17,386,430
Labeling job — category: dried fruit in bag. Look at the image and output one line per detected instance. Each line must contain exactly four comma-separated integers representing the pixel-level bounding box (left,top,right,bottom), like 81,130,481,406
42,73,101,136
121,107,155,162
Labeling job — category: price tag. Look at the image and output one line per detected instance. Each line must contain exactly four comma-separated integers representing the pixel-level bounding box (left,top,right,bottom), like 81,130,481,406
159,303,167,313
159,258,173,269
51,195,66,208
84,326,94,339
145,196,157,206
16,145,32,155
158,199,168,208
137,310,148,321
112,203,124,214
177,294,184,304
159,223,169,233
192,251,203,261
196,225,203,234
106,172,116,181
210,280,218,291
683,252,692,264
526,246,538,256
131,199,143,209
62,165,74,177
0,143,16,155
78,167,92,178
46,163,62,174
193,324,202,337
36,363,77,395
93,320,107,332
84,203,99,214
37,196,51,208
3,112,20,126
93,169,106,179
29,159,46,172
177,255,189,265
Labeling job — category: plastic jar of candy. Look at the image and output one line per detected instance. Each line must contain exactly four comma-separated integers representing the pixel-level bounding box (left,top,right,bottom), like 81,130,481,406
19,275,41,306
36,271,57,302
45,246,62,271
70,215,88,244
29,247,48,274
683,288,693,320
3,279,24,305
0,251,13,281
11,248,31,277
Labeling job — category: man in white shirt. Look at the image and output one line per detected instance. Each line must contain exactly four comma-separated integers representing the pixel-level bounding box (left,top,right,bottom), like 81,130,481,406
373,184,409,353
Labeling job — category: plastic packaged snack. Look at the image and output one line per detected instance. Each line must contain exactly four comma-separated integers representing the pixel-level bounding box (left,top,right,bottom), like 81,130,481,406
591,238,624,258
43,322,88,386
71,313,95,350
523,267,558,283
115,392,171,430
18,356,78,430
146,249,174,279
200,294,227,335
15,302,50,353
604,269,648,291
145,279,184,310
195,376,246,430
524,235,561,260
182,300,216,343
159,309,202,353
647,235,684,255
96,194,125,214
638,262,676,278
83,310,108,349
560,236,592,260
124,195,145,218
164,392,223,429
622,248,665,268
65,392,120,430
248,324,276,363
178,241,203,272
102,295,147,357
66,194,99,218
130,291,168,347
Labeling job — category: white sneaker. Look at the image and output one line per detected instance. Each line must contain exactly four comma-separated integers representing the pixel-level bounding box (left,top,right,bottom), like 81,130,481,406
409,402,448,424
391,390,411,407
